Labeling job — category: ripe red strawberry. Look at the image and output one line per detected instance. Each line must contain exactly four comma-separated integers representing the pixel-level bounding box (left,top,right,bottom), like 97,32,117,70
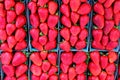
38,8,48,23
70,26,81,36
110,28,119,41
94,2,104,15
105,63,116,75
92,41,105,50
99,71,107,80
30,28,39,41
98,0,106,3
0,9,6,18
48,52,57,65
4,0,15,10
106,75,115,80
76,62,87,74
77,3,91,15
80,15,89,29
28,1,37,14
68,67,76,80
60,41,70,52
114,0,120,14
60,4,70,17
77,74,86,80
70,35,78,46
4,76,16,80
15,40,27,50
61,16,71,28
0,43,12,52
75,40,86,50
62,0,70,4
114,12,120,26
47,15,59,29
30,13,40,28
70,0,81,12
105,7,113,20
0,29,7,41
93,14,104,29
0,3,4,10
32,41,43,50
12,52,27,66
40,73,49,80
71,12,79,24
39,36,47,46
30,52,42,66
40,51,48,60
73,52,87,64
1,52,12,65
39,23,48,35
7,36,17,48
17,74,28,80
106,41,118,50
15,28,26,42
0,16,6,29
44,40,56,50
7,10,16,23
42,60,51,72
48,1,58,15
31,64,42,76
6,24,16,36
79,28,88,40
108,51,117,63
15,2,25,15
49,74,58,80
49,29,58,41
88,76,99,80
61,52,73,65
100,55,108,69
32,75,39,80
104,0,115,8
16,15,26,28
60,27,70,41
37,0,49,7
16,64,28,77
48,66,58,76
60,63,69,73
60,73,68,80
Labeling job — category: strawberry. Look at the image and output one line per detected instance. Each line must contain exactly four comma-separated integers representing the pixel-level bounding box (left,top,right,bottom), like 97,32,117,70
15,40,27,50
71,12,79,24
104,0,115,8
60,63,69,73
48,29,58,41
40,51,48,60
77,74,86,80
30,28,39,41
114,0,120,14
80,15,89,29
16,64,28,77
48,1,58,15
7,10,16,23
103,20,114,35
6,24,16,36
70,35,78,46
60,73,68,80
32,41,43,50
76,62,87,74
80,0,87,2
12,52,27,66
99,71,107,80
105,7,113,20
2,64,15,77
39,23,48,35
0,29,7,41
40,73,49,80
37,0,49,7
31,64,42,76
93,2,104,15
47,15,59,29
17,74,28,80
68,67,76,80
73,52,87,64
7,36,17,48
60,4,70,17
28,1,37,14
4,0,15,10
49,74,58,80
93,14,104,29
105,63,116,75
4,76,16,80
16,15,26,28
48,52,57,65
15,2,25,15
44,40,56,50
60,41,70,52
61,52,73,65
38,8,48,23
88,76,99,80
0,16,6,29
92,41,105,49
0,9,6,17
32,75,39,80
106,41,118,50
48,66,58,76
42,60,51,72
39,36,47,46
77,3,91,15
70,0,81,12
1,52,12,65
108,51,117,63
60,27,70,41
30,52,42,66
100,55,108,69
0,43,12,52
15,28,26,42
62,0,70,4
30,13,40,28
114,12,120,26
61,16,71,28
98,0,106,3
79,28,88,40
110,28,119,41
70,26,81,36
106,75,115,80
0,3,4,10
75,40,86,50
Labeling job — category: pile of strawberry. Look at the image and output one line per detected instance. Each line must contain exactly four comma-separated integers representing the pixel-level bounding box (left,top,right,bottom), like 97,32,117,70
28,0,59,51
60,51,87,80
0,0,27,52
30,52,58,80
92,0,120,50
1,52,28,80
88,51,118,80
60,0,91,52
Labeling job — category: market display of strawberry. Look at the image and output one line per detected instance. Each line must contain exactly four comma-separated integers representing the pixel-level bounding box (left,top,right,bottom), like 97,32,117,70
60,51,88,80
0,0,27,52
28,0,58,51
60,0,91,52
30,51,58,80
88,51,118,80
92,0,120,50
1,52,28,80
